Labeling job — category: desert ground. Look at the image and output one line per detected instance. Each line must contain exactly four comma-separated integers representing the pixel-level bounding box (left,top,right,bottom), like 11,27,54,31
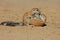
0,0,60,40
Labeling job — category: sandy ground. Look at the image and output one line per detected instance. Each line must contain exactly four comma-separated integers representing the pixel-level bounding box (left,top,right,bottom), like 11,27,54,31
0,0,60,40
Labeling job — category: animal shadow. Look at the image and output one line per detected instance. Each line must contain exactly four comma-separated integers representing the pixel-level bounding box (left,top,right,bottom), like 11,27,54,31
41,23,47,27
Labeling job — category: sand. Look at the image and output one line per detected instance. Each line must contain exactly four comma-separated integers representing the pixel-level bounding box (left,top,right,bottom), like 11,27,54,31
0,0,60,40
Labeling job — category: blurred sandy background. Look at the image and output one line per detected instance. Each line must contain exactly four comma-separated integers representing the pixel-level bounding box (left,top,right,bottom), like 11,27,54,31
0,0,60,40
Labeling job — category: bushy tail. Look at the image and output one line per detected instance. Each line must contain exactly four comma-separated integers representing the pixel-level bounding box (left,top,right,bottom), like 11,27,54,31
0,21,25,26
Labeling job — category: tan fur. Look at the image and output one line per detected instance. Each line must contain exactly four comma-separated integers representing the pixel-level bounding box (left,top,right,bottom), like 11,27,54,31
23,8,47,26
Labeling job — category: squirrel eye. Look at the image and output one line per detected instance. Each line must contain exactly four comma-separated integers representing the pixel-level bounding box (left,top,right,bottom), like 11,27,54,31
39,14,40,15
